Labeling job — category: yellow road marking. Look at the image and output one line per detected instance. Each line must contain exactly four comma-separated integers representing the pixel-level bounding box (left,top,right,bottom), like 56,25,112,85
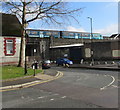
0,71,63,92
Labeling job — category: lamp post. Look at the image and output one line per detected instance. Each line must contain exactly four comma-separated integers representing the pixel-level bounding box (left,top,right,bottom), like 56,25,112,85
33,48,36,76
87,17,93,39
24,22,28,75
87,17,94,66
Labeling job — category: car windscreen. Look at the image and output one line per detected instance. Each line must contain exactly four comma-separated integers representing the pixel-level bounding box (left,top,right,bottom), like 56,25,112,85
63,58,69,61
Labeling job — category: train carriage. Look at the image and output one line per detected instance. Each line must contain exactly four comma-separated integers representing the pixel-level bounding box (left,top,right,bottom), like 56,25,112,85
26,29,103,39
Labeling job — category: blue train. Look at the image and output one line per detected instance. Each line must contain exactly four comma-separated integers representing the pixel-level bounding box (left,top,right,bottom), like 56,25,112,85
26,29,103,39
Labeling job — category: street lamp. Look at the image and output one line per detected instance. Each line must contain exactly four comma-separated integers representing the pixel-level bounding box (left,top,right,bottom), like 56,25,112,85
24,22,28,75
87,17,93,39
87,17,94,66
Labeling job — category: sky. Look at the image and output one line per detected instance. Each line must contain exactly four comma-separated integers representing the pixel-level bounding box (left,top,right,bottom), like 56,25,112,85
1,0,118,36
28,1,118,36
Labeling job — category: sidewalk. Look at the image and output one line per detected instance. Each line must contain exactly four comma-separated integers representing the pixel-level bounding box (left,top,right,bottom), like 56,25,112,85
69,63,120,71
1,69,62,91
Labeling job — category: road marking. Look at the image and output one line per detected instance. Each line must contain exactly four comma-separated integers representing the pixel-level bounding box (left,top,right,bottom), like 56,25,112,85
23,71,63,88
21,96,24,99
55,72,60,77
38,96,45,99
53,93,59,96
76,78,81,81
0,71,64,92
100,75,116,90
0,80,40,90
111,85,118,88
50,99,54,101
96,74,99,76
61,96,67,98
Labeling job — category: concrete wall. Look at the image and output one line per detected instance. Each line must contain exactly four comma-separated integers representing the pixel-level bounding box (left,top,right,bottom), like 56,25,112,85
50,40,120,63
26,38,50,64
50,37,105,46
50,48,70,61
27,37,120,64
84,40,120,61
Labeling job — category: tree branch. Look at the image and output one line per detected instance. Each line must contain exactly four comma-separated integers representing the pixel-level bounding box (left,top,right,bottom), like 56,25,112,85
5,2,23,12
26,1,62,23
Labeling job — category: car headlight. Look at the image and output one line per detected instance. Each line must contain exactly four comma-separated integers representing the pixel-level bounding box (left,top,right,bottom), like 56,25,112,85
69,61,73,64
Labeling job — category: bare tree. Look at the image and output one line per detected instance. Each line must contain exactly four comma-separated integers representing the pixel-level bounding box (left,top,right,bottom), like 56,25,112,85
2,0,82,68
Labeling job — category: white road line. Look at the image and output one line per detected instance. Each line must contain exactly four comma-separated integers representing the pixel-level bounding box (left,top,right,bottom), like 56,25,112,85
76,78,81,81
100,75,116,90
21,96,24,99
38,96,45,99
96,74,99,76
111,85,118,88
53,93,59,96
61,96,67,98
55,72,60,77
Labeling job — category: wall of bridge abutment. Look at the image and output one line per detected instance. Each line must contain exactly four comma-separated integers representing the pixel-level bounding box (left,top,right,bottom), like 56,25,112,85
49,38,120,64
25,37,120,65
79,40,120,64
50,37,107,46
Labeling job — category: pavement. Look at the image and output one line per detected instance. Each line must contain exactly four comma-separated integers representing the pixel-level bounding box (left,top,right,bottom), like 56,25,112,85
1,64,119,92
69,63,120,71
0,69,63,92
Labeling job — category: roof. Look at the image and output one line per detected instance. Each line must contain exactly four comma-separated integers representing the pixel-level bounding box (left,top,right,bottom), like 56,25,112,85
1,13,22,37
109,34,120,39
50,44,84,49
26,29,101,35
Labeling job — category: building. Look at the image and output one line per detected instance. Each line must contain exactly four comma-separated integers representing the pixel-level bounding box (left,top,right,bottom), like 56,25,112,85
0,13,22,65
109,34,120,40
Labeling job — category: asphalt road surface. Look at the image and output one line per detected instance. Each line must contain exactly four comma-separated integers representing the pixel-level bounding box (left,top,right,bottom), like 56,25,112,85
2,67,119,108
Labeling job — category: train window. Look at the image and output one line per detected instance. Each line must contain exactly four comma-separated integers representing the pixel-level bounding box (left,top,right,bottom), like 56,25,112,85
69,33,74,36
82,33,89,37
30,31,39,35
52,32,60,38
45,31,52,36
62,32,69,38
69,33,75,38
39,31,44,38
93,34,99,38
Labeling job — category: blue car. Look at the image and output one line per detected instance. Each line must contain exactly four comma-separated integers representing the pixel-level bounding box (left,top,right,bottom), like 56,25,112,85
56,58,73,66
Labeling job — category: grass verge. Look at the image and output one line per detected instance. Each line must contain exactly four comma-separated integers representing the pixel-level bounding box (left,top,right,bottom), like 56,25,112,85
2,66,43,80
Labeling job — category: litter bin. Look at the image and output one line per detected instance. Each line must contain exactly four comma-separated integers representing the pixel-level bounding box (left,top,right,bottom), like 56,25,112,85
32,61,39,76
32,61,38,69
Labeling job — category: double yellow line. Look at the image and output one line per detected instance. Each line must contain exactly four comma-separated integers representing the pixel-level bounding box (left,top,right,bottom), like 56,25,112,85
0,71,63,92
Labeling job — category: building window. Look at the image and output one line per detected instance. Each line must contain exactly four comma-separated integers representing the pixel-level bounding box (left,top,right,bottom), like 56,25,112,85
4,38,16,56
